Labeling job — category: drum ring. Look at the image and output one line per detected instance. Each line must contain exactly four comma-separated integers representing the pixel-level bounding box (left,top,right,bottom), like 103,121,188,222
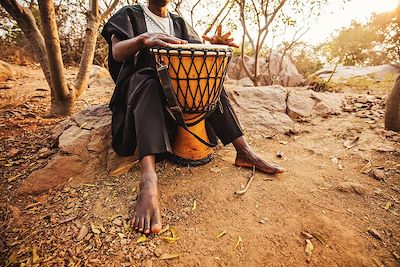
169,153,214,167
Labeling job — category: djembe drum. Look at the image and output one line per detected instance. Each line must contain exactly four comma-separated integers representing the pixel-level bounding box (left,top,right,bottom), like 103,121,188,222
150,44,233,166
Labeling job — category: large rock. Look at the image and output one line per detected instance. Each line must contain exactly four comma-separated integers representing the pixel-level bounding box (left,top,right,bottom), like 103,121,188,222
89,65,114,87
227,85,344,133
314,65,400,82
227,54,304,87
0,60,15,82
385,75,400,132
18,105,133,195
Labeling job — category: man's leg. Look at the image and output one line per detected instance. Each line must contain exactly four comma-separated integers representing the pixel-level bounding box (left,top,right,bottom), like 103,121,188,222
129,78,172,233
131,155,162,234
207,89,284,174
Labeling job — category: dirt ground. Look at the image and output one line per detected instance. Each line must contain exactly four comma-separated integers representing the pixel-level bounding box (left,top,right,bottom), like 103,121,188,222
0,66,399,266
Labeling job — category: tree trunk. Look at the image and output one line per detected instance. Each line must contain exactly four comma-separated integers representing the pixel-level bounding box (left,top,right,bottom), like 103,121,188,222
0,1,51,87
38,0,74,116
73,12,100,97
385,75,400,132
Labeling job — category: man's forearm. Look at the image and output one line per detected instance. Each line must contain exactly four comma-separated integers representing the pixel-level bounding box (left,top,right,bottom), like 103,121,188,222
112,34,147,62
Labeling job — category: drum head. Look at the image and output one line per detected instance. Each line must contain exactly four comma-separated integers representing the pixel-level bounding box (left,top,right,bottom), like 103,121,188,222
151,43,233,55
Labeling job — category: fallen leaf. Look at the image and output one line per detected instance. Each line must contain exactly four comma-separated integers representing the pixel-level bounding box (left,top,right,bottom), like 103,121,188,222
90,223,100,234
82,184,96,187
7,173,24,183
330,156,343,170
384,201,393,211
159,225,170,235
216,230,227,238
109,161,138,176
32,244,39,263
234,236,242,250
300,231,313,239
210,167,221,173
343,136,359,150
192,200,197,211
159,253,179,260
8,250,18,264
361,160,372,174
170,227,178,239
77,225,89,241
311,232,326,246
109,214,123,221
305,239,314,261
136,235,147,244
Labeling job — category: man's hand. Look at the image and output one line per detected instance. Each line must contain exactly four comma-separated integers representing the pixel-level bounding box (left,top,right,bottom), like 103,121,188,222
202,25,239,48
142,33,188,47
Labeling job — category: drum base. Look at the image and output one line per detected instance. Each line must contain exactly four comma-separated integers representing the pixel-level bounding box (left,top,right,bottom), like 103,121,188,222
169,153,214,167
172,119,214,166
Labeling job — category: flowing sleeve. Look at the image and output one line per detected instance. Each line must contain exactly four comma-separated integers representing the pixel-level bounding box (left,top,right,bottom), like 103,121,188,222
101,7,135,44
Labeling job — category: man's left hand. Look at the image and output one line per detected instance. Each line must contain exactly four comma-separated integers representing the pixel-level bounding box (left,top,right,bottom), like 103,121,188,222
202,25,239,48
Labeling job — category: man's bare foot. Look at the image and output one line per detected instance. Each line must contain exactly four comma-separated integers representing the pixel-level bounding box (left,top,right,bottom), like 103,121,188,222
235,149,284,174
131,172,162,234
232,136,284,174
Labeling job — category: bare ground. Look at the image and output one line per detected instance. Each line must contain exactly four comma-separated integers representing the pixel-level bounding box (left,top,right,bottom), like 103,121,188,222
0,66,399,266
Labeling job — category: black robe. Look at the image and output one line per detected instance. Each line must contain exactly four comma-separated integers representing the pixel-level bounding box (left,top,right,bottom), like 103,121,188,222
101,5,243,157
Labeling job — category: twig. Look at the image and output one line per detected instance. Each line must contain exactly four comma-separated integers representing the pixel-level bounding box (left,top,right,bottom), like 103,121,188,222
235,166,256,195
57,215,78,225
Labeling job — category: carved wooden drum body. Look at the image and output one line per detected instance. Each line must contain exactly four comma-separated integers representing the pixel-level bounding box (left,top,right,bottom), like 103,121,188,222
151,44,233,165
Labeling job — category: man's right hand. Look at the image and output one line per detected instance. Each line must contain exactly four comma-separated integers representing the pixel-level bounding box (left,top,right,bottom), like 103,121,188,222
141,33,187,47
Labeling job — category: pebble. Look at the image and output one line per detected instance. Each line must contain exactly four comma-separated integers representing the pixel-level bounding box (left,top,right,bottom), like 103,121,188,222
368,228,383,240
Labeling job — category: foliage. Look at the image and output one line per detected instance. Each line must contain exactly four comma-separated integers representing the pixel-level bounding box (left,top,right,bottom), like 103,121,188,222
322,7,400,66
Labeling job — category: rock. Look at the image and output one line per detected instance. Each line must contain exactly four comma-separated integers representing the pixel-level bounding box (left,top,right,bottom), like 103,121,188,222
89,65,114,87
9,205,22,226
17,105,130,195
7,148,20,158
314,65,400,82
368,228,383,240
0,60,15,82
369,168,386,181
227,54,304,87
385,75,400,132
336,182,366,195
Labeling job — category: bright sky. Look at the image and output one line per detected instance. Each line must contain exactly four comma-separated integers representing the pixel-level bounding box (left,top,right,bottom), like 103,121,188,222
303,0,400,44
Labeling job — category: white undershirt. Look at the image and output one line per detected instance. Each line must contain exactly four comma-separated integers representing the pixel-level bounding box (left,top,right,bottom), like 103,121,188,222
141,4,172,35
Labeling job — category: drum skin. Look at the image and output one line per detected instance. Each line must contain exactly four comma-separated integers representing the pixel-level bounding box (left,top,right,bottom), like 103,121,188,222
151,44,232,163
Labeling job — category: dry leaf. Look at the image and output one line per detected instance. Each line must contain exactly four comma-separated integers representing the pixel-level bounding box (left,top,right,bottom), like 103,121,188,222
384,201,393,211
361,160,372,174
82,183,96,187
234,236,242,250
136,235,147,244
32,244,39,263
77,225,89,241
216,230,227,238
8,250,18,264
210,167,221,173
330,156,343,170
311,232,326,246
343,136,359,149
192,200,197,211
305,239,313,261
170,227,178,239
109,161,138,176
90,223,100,234
159,225,170,235
159,253,179,260
109,214,123,221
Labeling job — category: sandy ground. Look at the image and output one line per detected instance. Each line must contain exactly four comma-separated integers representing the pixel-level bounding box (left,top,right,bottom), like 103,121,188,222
0,66,399,266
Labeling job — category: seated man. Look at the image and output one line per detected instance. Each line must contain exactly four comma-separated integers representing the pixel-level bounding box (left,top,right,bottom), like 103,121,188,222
101,0,284,234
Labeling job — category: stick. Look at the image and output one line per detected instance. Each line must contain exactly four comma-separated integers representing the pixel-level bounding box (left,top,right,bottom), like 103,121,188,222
235,166,256,195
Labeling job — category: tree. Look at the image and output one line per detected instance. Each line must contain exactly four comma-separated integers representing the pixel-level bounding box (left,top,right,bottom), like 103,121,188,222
0,0,120,116
235,0,328,86
322,6,400,66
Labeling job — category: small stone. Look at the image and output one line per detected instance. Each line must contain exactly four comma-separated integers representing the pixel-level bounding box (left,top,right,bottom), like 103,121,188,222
38,148,52,159
7,148,20,158
336,182,366,195
370,168,386,181
368,228,383,240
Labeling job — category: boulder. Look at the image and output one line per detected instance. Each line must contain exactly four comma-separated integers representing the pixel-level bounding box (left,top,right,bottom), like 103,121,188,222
18,105,135,195
227,54,304,87
89,65,114,87
385,75,400,132
314,65,400,82
0,60,15,82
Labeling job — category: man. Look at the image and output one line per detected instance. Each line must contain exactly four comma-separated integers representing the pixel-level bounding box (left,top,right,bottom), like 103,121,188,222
101,0,284,234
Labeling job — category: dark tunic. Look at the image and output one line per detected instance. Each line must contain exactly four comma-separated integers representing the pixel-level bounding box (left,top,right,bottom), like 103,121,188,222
101,5,243,158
